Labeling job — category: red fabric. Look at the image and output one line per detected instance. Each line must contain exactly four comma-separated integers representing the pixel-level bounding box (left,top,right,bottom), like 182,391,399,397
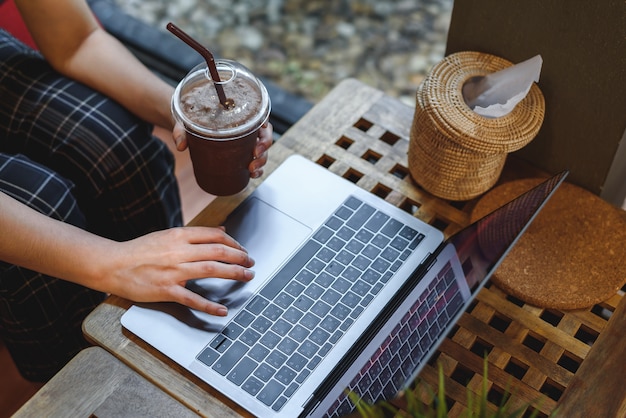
0,0,38,49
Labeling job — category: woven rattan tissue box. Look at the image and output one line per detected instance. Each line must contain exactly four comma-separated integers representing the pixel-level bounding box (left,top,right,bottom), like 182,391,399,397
408,51,545,201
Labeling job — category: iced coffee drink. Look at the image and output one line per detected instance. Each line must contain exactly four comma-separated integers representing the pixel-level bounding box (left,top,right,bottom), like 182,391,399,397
172,60,271,196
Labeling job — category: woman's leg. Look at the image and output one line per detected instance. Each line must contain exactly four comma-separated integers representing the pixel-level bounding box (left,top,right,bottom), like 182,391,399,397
0,30,183,241
0,153,105,382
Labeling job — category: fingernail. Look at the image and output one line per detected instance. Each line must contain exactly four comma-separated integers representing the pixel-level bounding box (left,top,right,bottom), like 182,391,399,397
217,307,228,316
245,269,255,280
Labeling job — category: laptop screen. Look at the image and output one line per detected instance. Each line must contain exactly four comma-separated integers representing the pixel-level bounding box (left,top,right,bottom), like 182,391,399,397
451,172,568,294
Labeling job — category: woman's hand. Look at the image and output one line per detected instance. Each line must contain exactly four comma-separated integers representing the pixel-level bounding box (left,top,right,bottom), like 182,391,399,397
104,226,255,316
1,192,255,316
172,121,274,178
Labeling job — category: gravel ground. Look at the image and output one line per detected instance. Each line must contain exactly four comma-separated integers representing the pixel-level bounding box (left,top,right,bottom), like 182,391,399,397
113,0,453,105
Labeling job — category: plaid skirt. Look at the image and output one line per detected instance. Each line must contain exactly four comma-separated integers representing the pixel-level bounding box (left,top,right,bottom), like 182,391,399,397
0,29,182,381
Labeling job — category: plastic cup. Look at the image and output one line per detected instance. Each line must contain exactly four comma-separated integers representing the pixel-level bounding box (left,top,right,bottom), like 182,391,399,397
172,59,271,196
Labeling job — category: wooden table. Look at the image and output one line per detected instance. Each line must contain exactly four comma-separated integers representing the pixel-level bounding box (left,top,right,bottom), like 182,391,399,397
83,79,626,417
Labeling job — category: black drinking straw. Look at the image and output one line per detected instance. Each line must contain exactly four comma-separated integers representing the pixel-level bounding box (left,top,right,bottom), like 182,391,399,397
167,22,232,109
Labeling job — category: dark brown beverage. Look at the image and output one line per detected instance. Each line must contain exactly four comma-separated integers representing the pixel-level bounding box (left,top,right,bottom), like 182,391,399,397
172,60,271,196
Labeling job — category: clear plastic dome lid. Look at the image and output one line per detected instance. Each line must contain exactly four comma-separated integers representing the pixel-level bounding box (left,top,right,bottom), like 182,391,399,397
172,59,271,140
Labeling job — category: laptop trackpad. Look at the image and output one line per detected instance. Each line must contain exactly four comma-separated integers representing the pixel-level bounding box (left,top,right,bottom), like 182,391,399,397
186,197,312,311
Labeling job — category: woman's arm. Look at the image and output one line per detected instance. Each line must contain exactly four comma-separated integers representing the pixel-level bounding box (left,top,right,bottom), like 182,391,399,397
17,0,275,161
15,0,175,130
0,192,255,316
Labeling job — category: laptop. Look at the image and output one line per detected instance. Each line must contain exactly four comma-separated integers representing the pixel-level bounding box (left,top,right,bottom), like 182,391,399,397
121,154,567,417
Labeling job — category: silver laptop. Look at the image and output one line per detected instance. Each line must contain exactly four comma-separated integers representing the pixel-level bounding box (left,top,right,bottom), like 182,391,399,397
121,154,566,417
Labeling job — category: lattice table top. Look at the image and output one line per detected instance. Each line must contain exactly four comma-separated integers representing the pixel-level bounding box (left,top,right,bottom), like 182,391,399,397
84,78,626,418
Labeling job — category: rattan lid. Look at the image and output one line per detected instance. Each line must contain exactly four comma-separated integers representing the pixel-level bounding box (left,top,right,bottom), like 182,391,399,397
419,51,545,154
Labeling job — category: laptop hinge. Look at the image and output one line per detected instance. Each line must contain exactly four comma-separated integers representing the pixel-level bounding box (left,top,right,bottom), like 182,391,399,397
299,396,320,418
418,253,434,272
422,253,437,272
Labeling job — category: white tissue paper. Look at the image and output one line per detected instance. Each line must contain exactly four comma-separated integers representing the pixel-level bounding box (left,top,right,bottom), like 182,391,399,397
462,54,543,118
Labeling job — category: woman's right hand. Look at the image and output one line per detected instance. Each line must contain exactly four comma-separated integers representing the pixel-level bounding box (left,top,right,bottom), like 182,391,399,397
100,226,255,316
2,191,254,316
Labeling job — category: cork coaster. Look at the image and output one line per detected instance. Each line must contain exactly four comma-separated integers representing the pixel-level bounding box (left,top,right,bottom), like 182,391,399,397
471,178,626,310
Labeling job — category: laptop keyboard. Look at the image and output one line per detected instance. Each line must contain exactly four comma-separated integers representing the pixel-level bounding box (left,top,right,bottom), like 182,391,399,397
197,196,425,412
323,261,465,417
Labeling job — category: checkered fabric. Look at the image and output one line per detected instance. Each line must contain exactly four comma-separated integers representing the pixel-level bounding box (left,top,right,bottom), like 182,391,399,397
0,30,183,381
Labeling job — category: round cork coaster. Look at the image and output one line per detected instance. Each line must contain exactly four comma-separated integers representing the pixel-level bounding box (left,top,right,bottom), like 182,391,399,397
471,178,626,310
